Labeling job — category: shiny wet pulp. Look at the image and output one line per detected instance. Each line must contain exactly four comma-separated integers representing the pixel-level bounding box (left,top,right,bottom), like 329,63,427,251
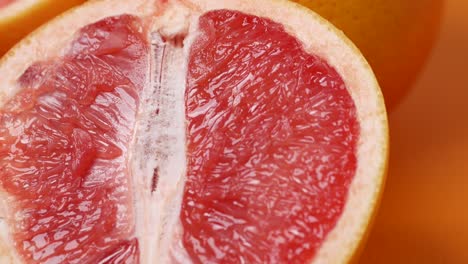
0,10,358,264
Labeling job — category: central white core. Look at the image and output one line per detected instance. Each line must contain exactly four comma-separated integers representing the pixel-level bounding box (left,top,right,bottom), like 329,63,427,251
129,3,199,262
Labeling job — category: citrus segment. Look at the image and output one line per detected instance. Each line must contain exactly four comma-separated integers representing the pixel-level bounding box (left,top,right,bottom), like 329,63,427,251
0,15,147,263
181,10,359,263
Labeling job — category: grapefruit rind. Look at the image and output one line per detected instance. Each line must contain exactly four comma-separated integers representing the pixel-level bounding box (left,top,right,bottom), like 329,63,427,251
0,0,86,56
0,0,389,263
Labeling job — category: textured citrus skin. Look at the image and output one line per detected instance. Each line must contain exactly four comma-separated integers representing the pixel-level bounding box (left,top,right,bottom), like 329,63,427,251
292,0,443,110
0,0,86,57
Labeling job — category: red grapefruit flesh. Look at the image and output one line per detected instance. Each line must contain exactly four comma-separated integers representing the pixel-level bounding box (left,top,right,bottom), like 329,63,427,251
182,10,358,263
0,15,147,263
0,0,388,263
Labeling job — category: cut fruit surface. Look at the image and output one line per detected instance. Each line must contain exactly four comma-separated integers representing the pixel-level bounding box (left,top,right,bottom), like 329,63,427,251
0,14,147,263
182,10,358,263
0,0,388,263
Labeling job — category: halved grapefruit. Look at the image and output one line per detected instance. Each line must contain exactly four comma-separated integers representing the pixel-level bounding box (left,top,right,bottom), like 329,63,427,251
0,0,388,263
0,0,86,57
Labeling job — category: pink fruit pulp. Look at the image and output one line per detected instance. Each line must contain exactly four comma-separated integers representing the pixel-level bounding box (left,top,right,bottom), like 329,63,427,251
0,15,147,263
182,10,358,263
0,10,359,264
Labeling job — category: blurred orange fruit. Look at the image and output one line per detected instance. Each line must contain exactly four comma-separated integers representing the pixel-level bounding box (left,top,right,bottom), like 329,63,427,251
0,0,86,57
292,0,443,110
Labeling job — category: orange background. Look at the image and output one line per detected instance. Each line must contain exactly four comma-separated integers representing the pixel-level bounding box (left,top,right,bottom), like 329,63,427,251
360,0,468,263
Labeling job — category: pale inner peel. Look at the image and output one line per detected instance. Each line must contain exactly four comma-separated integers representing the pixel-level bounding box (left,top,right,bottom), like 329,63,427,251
131,3,195,262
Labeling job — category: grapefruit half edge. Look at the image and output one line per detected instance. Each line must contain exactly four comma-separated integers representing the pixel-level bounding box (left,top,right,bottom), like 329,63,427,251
0,0,86,57
0,0,388,263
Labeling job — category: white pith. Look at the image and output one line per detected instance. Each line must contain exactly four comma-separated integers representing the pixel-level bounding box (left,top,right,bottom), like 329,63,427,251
131,4,199,261
0,0,388,264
